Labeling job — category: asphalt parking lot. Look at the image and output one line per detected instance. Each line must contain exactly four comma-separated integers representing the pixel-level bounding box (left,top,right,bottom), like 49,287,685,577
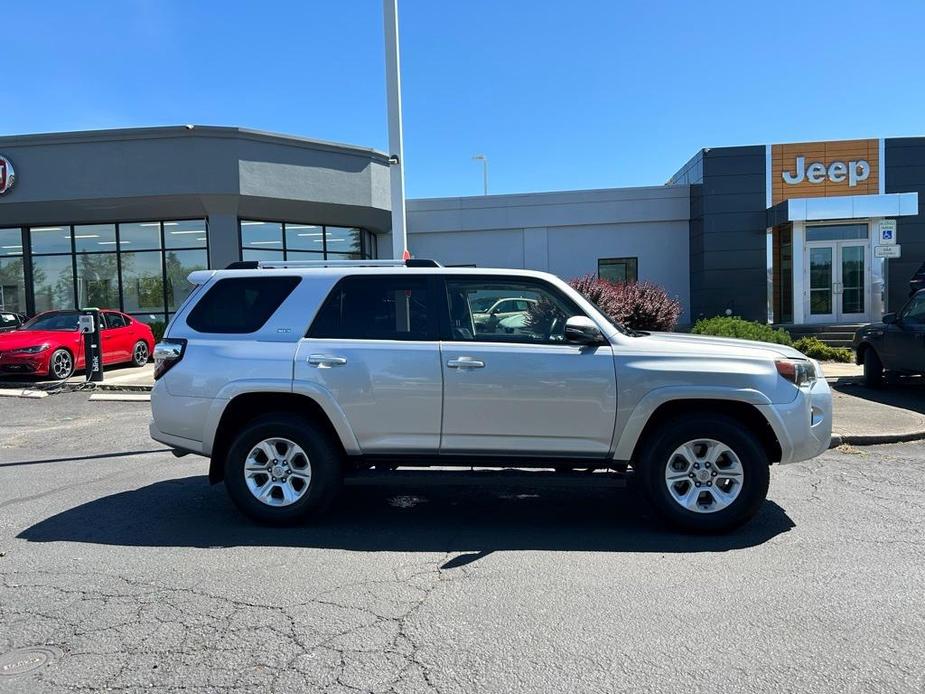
1,394,924,693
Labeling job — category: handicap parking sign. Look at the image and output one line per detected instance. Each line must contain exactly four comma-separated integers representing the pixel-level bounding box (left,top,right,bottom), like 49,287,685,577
879,220,897,245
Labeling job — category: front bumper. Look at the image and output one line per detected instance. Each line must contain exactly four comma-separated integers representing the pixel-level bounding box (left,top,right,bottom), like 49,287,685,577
0,353,49,375
758,377,832,464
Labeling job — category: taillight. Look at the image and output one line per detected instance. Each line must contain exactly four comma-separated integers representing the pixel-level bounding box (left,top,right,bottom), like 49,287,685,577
153,339,187,380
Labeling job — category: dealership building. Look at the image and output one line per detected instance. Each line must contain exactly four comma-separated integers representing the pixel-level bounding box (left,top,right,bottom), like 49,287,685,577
0,126,921,327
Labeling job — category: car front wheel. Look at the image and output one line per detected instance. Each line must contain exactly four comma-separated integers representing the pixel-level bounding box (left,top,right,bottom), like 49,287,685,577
48,348,75,380
223,414,342,524
638,414,770,532
863,348,884,388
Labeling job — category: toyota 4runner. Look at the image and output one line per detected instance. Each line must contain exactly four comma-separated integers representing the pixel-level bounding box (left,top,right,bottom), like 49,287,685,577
150,259,832,532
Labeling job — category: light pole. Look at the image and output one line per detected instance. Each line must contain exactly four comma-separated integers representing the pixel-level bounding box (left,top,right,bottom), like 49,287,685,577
383,0,408,260
472,154,488,195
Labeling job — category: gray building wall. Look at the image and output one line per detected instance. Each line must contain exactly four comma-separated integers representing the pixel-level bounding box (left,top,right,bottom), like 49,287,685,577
675,146,767,321
0,126,392,270
406,186,692,323
885,137,925,310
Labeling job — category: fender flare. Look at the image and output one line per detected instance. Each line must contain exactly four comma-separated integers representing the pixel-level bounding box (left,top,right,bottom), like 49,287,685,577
612,385,774,461
201,379,361,456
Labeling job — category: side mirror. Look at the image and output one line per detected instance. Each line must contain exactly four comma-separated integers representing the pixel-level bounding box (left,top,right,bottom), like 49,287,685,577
565,316,605,345
882,312,897,325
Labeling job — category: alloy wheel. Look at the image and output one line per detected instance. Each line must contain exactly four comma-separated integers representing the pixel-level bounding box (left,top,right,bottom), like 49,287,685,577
243,437,312,507
663,438,744,513
134,342,149,365
51,350,73,380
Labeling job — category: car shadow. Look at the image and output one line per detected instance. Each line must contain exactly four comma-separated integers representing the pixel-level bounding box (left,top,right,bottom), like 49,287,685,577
832,377,925,415
18,475,795,556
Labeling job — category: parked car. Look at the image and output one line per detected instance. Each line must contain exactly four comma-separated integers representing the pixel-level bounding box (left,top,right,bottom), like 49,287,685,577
150,259,832,533
853,289,925,387
472,296,537,333
0,309,154,379
909,261,925,297
0,312,26,332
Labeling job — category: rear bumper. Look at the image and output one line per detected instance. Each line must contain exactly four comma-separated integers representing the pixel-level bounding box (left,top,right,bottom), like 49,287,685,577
758,377,832,464
149,421,206,456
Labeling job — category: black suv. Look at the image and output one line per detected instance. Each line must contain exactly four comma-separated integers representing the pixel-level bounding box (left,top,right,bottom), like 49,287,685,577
854,290,925,386
909,261,925,297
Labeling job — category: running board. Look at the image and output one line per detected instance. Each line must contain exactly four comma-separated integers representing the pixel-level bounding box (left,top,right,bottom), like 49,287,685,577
343,467,629,489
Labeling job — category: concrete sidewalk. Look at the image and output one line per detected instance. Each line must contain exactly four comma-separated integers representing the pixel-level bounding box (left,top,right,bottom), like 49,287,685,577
830,379,925,446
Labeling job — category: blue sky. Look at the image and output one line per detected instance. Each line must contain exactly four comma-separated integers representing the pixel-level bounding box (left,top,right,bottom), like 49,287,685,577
4,1,925,198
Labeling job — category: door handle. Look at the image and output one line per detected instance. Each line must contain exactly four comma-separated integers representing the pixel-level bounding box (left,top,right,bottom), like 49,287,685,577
447,357,485,369
307,354,347,367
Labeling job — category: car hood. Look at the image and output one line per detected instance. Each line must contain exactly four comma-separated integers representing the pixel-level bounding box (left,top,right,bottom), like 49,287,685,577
0,330,77,350
633,331,806,360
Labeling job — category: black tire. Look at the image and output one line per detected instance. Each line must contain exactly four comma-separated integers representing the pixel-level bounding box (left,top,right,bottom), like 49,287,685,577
131,340,149,367
223,414,343,524
863,348,884,388
48,348,75,380
637,414,770,533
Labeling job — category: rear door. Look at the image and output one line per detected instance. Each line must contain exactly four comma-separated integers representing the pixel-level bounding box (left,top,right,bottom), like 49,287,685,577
439,276,617,457
294,274,443,453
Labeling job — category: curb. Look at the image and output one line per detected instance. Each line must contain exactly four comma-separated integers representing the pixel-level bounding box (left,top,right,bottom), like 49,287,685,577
0,389,48,399
829,430,925,447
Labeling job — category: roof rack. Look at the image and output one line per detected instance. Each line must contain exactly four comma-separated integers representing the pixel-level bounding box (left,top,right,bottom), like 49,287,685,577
225,259,441,270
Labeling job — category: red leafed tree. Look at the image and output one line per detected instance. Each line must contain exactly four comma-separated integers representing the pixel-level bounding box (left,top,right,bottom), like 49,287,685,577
569,275,681,331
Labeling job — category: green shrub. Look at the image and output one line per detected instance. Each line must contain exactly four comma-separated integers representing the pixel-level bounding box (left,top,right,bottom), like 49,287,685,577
149,320,166,342
793,336,853,363
691,316,793,345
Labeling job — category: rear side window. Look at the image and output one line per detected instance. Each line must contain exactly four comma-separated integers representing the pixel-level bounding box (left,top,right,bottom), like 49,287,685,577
308,275,435,341
187,276,300,333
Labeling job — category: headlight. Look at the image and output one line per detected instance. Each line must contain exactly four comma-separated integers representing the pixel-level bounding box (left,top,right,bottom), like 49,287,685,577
775,358,817,386
11,344,50,354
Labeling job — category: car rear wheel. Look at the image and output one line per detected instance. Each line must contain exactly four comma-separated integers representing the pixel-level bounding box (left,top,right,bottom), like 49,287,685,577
638,415,770,532
223,414,342,524
131,340,149,367
49,348,74,380
863,348,884,388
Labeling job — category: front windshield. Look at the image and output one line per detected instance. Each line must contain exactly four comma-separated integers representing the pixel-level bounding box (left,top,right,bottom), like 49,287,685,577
21,312,80,332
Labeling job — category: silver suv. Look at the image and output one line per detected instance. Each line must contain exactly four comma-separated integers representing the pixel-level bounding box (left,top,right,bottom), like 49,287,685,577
150,259,832,532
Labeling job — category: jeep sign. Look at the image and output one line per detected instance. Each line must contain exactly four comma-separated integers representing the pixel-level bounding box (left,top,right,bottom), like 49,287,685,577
0,155,14,195
782,156,870,187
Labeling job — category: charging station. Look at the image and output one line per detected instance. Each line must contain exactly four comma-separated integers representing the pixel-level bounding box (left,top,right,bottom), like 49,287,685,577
79,308,104,382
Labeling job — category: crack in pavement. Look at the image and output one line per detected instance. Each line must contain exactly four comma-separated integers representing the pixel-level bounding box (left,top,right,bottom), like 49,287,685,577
0,559,471,693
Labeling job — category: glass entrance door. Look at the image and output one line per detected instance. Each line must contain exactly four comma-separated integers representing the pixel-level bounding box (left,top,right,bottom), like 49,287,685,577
806,241,868,323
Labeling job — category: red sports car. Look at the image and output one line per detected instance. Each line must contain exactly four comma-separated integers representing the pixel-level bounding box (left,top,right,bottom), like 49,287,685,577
0,309,155,380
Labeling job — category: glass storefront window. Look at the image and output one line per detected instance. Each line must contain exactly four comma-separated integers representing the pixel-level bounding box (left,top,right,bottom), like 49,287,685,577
165,249,208,311
240,221,283,251
806,224,868,242
326,227,362,255
31,226,72,254
598,257,638,283
242,248,284,262
285,224,324,251
0,257,25,312
164,220,208,249
120,222,162,251
75,253,119,308
240,221,376,261
0,227,23,256
73,224,116,253
26,219,208,321
32,255,75,313
121,251,164,313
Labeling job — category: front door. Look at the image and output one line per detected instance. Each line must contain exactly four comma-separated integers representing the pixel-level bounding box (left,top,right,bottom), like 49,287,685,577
439,277,617,457
806,241,869,323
